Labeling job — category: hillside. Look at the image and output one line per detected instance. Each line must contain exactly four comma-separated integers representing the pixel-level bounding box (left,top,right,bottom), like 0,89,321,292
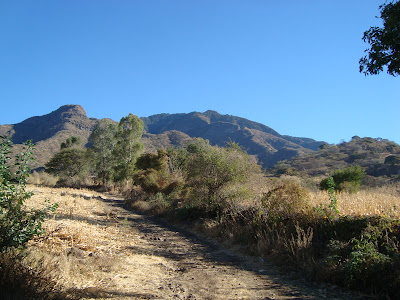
273,136,400,184
0,105,325,169
0,105,98,169
142,110,325,167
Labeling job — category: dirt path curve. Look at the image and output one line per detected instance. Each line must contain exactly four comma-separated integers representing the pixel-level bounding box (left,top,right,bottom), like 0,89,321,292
29,187,370,300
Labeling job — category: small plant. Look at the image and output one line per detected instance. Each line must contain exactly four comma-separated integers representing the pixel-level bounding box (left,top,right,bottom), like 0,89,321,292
0,136,57,252
327,177,339,215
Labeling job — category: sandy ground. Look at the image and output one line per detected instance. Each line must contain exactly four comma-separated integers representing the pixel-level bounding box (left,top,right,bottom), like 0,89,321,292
26,186,371,300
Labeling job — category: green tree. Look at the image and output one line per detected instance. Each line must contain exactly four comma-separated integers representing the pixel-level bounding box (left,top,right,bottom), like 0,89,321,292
0,136,56,251
88,119,118,185
45,148,87,180
359,1,400,76
113,114,144,182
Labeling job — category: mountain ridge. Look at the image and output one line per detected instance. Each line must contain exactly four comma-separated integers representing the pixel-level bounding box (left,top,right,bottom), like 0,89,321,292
0,104,325,169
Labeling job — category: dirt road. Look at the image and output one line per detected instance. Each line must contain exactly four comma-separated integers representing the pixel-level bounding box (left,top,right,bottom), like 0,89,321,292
28,187,370,300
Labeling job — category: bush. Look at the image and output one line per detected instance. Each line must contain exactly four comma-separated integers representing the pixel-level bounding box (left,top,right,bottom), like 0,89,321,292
134,149,184,196
261,177,311,225
384,155,400,165
28,170,58,187
320,165,365,192
185,141,261,219
0,137,57,252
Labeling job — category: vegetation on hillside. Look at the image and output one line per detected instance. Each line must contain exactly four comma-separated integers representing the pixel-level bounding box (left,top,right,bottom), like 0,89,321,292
273,137,400,186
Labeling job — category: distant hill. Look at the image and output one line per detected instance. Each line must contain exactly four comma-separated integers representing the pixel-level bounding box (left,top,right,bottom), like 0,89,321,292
0,105,325,169
142,110,325,167
272,136,400,185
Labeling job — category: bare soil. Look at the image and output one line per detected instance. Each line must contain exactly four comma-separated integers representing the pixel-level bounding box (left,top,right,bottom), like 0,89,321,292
26,186,371,300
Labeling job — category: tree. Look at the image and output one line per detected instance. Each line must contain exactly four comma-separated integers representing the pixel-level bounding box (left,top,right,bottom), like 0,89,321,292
88,119,118,185
113,114,144,182
359,1,400,76
45,148,87,180
0,136,56,251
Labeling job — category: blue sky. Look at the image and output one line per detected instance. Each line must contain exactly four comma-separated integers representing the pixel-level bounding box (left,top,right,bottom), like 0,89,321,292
1,1,399,144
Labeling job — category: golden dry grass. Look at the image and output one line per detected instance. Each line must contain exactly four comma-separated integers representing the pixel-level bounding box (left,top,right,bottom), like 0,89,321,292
309,183,400,217
24,185,173,299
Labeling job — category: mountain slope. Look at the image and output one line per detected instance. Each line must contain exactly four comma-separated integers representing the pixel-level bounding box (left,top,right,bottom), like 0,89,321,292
1,105,325,169
0,105,98,169
142,110,324,167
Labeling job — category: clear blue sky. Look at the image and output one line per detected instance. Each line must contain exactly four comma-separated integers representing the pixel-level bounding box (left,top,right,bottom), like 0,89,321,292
1,1,399,144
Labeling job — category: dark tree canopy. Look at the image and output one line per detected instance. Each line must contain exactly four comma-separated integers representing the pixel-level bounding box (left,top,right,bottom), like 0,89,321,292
359,1,400,76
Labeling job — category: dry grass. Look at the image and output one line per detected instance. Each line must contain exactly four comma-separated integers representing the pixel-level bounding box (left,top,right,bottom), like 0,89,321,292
28,170,59,187
23,185,148,296
309,183,400,217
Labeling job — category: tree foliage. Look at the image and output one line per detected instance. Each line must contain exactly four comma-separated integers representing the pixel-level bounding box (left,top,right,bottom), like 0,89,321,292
88,119,118,185
360,1,400,76
113,114,144,182
0,136,56,252
45,148,87,180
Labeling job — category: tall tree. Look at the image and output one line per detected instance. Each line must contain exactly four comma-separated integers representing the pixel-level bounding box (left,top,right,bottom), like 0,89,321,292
113,113,144,182
359,1,400,76
88,119,118,185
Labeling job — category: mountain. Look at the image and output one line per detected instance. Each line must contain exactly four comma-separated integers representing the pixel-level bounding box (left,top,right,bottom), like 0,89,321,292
0,105,98,169
142,110,324,167
0,105,325,169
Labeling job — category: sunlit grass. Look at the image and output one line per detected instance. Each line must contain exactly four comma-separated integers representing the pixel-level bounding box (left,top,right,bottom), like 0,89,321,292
309,183,400,217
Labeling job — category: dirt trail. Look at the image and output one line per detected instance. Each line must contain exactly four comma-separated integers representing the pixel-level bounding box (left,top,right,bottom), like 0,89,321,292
28,187,370,300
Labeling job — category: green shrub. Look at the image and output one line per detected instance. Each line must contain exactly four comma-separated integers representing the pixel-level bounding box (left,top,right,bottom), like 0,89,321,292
320,165,365,192
0,136,57,252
